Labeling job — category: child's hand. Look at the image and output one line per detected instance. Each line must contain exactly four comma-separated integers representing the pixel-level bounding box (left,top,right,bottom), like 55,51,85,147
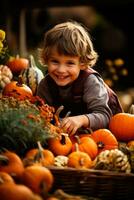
61,115,89,136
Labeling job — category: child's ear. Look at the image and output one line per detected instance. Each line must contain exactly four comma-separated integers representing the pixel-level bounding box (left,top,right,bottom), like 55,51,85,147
80,63,87,70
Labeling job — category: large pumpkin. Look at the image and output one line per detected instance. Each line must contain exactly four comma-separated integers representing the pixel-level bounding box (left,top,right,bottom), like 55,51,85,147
109,113,134,142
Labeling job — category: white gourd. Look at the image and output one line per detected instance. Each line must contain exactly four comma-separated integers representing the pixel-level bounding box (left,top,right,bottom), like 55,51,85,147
0,65,13,89
21,54,44,95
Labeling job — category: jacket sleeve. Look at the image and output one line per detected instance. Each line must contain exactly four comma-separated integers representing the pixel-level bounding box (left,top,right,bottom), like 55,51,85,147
83,74,113,130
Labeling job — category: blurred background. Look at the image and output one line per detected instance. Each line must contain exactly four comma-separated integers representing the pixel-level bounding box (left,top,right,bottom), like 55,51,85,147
0,0,134,111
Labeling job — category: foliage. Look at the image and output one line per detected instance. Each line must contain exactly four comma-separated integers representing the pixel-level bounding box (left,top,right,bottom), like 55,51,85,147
0,29,10,64
0,96,57,155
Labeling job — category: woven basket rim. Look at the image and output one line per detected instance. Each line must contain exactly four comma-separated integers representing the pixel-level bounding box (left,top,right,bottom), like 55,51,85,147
48,166,134,178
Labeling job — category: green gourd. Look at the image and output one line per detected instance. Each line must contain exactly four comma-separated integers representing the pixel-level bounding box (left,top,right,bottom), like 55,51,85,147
21,55,44,95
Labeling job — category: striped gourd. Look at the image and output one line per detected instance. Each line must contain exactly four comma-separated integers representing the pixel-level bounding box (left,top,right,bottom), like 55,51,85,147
21,55,44,95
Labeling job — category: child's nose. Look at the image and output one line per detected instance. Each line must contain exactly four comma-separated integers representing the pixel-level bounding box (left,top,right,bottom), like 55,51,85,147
57,64,66,72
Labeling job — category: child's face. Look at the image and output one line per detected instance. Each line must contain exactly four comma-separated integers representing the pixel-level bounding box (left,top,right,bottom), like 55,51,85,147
47,49,85,86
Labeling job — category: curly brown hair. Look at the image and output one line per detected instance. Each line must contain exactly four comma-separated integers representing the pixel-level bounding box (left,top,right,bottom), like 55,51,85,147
39,21,98,68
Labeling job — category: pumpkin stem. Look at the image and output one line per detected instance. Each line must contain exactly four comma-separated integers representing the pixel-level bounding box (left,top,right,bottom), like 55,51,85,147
74,135,81,145
17,75,24,86
75,143,79,152
34,141,44,162
16,54,20,59
60,134,66,145
54,105,64,126
97,141,105,149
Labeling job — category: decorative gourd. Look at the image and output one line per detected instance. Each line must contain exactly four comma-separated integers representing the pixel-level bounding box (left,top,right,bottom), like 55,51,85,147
90,129,118,154
109,112,134,142
0,65,13,89
2,76,33,100
7,55,29,74
21,54,44,95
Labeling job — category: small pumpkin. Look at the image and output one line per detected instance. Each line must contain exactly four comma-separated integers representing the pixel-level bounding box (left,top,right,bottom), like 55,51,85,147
48,134,72,156
90,129,118,154
67,143,92,169
71,135,98,160
21,54,44,95
109,113,134,142
7,55,29,74
2,76,33,100
22,165,54,194
24,141,55,167
0,65,13,89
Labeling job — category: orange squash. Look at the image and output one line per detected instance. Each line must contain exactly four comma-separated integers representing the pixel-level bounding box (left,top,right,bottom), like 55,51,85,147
7,55,29,74
67,143,92,169
24,142,55,167
109,113,134,141
22,165,54,194
90,129,118,153
0,183,42,200
48,134,72,156
2,76,33,100
71,135,98,160
0,151,24,181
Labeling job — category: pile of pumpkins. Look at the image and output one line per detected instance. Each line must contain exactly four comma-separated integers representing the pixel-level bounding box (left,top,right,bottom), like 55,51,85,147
0,110,134,199
0,125,134,200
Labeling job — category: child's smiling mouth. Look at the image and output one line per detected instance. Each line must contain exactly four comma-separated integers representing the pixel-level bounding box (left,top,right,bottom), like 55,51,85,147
56,74,69,80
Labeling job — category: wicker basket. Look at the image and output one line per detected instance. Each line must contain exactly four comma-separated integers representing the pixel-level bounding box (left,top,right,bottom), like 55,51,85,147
48,167,134,200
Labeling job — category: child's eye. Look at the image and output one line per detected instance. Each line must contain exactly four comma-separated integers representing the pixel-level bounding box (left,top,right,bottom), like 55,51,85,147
67,61,75,65
51,60,59,64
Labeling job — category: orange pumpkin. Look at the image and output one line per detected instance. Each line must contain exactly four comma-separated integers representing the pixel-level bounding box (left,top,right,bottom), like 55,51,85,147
7,55,29,74
90,129,118,153
2,76,33,100
0,183,42,200
0,151,24,181
109,113,134,141
24,142,55,167
71,135,98,160
48,134,72,156
67,143,92,169
22,165,54,194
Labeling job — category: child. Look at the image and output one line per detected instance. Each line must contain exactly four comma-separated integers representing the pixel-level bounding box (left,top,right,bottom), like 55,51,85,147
37,21,123,136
